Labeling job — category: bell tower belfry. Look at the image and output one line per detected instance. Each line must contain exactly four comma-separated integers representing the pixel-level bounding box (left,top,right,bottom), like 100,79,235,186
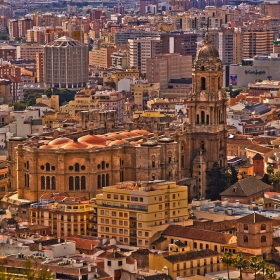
186,32,228,199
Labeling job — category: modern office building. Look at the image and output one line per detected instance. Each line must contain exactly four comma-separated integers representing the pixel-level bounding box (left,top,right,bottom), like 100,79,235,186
43,36,88,89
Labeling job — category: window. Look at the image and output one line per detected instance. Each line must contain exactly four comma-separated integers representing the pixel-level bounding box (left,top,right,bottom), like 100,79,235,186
107,194,111,199
75,163,79,172
107,261,111,266
41,176,45,189
201,77,206,90
244,235,248,243
214,245,217,251
46,176,50,190
261,236,266,243
261,224,266,231
118,261,122,266
97,175,101,189
194,242,197,249
75,176,80,190
46,163,50,171
81,176,86,190
244,224,248,231
69,176,73,190
51,176,56,190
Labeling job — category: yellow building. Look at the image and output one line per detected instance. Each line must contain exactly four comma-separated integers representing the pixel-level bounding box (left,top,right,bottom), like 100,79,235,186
133,110,175,119
0,165,9,199
30,195,95,237
96,181,190,248
41,111,69,129
36,94,59,111
103,68,140,88
149,247,221,279
131,81,160,109
60,91,99,117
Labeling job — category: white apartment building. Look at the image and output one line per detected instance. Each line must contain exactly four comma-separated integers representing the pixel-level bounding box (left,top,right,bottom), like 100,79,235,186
128,37,160,74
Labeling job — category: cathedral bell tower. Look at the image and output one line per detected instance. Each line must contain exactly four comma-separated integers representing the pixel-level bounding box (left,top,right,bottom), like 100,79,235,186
187,32,228,199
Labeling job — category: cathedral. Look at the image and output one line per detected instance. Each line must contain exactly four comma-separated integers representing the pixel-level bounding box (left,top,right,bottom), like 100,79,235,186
7,32,227,201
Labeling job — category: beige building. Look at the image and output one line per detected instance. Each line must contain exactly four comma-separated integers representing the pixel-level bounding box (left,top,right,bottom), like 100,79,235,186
89,46,126,68
36,94,59,111
30,194,95,237
242,29,274,59
146,53,192,88
111,49,128,70
43,36,88,89
96,181,190,247
131,81,160,109
18,43,44,60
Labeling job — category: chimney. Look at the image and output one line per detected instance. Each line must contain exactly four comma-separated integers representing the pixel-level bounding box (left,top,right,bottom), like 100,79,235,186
39,243,42,251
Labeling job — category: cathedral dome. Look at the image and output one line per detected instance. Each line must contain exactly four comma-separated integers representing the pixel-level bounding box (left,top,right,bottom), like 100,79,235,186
194,32,221,65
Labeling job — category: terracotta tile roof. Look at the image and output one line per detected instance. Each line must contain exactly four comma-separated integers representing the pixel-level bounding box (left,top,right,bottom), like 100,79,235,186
253,153,264,160
245,145,273,154
237,213,272,224
192,220,237,232
126,255,135,264
220,176,271,197
162,225,234,244
106,251,125,259
164,249,219,263
65,236,99,251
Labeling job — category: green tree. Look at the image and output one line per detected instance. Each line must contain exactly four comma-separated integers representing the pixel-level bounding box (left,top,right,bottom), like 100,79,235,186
44,87,75,106
24,258,37,280
220,250,233,280
206,162,227,200
37,266,54,280
266,165,274,175
233,253,247,280
258,259,268,280
262,173,271,185
250,256,259,280
9,102,27,111
229,165,238,185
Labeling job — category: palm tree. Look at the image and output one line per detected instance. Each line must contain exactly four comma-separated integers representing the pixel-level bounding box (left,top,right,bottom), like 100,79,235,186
221,250,233,280
37,266,54,280
250,256,259,280
233,253,247,280
258,260,268,280
266,266,276,280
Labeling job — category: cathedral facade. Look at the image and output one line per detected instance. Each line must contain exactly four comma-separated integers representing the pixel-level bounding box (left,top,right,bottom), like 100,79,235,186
7,33,227,201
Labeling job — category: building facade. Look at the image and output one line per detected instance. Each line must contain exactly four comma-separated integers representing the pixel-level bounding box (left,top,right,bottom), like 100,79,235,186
43,36,88,89
96,181,189,247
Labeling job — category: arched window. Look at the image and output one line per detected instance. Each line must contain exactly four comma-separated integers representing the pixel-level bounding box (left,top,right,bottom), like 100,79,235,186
51,176,56,190
102,174,105,187
102,161,105,170
46,163,50,171
206,115,209,125
75,176,80,190
26,161,29,170
81,176,86,190
69,176,74,190
244,236,248,243
201,77,206,90
46,176,50,190
41,176,45,189
244,224,248,231
196,114,199,124
261,236,266,243
75,163,79,172
106,174,110,186
201,66,205,71
97,175,101,189
218,77,221,89
261,224,266,231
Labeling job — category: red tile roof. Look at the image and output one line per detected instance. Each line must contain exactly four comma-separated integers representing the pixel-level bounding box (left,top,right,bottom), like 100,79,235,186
162,225,234,244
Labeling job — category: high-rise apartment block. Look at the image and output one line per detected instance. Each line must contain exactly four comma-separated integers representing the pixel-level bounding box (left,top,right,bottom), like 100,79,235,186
218,28,242,65
146,53,192,88
96,181,189,247
43,36,88,89
128,37,161,74
160,32,197,60
242,29,274,59
0,44,16,61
